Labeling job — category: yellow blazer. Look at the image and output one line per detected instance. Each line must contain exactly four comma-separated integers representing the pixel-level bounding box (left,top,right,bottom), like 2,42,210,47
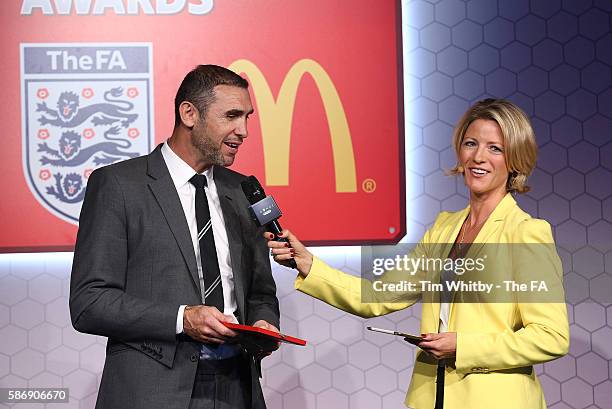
296,193,569,409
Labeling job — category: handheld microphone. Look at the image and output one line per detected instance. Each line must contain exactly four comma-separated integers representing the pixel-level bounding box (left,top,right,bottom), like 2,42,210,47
240,176,297,269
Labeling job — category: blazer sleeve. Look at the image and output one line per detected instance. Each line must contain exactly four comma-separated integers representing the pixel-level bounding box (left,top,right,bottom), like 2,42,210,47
245,224,280,329
295,230,435,318
455,218,570,373
69,168,179,344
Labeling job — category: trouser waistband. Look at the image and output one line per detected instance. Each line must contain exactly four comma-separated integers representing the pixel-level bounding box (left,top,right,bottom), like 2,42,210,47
195,355,245,375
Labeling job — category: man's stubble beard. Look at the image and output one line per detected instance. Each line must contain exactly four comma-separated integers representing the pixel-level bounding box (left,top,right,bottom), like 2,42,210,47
190,122,226,167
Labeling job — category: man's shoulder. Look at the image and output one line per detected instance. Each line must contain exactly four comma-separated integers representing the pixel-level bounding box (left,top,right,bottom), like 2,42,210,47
213,165,249,187
90,151,152,180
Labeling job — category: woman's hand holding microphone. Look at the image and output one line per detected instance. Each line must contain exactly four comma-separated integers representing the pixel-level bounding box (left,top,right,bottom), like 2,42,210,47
264,230,313,278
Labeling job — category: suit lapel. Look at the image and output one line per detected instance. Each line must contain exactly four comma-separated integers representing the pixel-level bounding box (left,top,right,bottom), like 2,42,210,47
447,193,517,326
429,206,469,326
466,193,516,258
213,167,246,323
146,145,200,290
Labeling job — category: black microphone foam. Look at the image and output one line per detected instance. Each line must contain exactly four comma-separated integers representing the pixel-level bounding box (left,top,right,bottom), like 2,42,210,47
240,176,297,269
241,176,266,204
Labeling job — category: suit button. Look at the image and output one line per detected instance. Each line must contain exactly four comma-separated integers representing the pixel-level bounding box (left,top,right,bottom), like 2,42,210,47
190,354,198,362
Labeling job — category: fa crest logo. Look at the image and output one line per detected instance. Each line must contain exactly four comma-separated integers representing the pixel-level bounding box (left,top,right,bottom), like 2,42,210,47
21,43,154,224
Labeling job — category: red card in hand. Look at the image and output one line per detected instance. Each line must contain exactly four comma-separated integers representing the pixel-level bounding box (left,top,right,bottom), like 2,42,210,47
223,322,306,354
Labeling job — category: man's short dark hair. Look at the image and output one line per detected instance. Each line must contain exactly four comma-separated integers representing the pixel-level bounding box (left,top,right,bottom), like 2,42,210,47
174,64,249,128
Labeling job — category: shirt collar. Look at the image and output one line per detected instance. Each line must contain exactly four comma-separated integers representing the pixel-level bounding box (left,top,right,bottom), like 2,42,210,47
161,141,214,190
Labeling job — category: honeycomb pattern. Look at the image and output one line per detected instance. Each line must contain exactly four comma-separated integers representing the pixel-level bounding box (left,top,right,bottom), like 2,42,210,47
1,1,612,408
0,253,105,409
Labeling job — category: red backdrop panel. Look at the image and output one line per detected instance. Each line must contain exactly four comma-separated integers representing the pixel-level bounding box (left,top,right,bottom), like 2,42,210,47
0,0,404,251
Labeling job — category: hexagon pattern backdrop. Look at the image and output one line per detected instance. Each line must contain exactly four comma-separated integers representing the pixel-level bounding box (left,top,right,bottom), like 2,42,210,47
1,0,612,408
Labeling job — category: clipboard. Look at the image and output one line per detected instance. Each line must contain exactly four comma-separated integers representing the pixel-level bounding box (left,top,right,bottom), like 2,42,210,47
223,322,307,354
367,326,423,345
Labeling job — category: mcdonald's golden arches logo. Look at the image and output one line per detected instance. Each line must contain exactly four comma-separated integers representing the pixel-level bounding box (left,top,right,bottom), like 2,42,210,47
229,59,357,193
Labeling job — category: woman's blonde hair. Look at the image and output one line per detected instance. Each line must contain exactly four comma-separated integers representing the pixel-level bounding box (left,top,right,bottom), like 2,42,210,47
448,98,537,194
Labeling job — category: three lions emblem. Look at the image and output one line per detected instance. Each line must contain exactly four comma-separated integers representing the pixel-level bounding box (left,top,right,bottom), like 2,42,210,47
22,43,153,224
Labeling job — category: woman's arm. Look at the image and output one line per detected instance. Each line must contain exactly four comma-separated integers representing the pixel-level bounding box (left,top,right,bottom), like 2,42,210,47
266,230,426,318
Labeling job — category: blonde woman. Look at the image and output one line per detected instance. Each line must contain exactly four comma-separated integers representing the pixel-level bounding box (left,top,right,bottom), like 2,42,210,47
267,99,569,409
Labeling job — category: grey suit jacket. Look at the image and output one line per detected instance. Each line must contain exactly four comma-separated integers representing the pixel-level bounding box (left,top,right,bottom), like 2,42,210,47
70,144,279,409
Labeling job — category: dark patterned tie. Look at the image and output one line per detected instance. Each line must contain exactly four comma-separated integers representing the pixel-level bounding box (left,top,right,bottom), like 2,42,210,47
189,174,224,312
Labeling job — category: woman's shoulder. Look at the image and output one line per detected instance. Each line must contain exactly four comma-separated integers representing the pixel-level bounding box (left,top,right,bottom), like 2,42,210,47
430,195,555,243
422,207,468,242
432,207,466,229
506,201,555,244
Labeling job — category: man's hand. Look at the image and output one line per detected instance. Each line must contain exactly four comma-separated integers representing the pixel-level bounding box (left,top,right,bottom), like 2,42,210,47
252,320,280,358
183,305,238,344
252,320,279,333
418,332,457,360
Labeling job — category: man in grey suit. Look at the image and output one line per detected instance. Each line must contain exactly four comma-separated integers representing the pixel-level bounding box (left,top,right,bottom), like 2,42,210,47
70,65,280,409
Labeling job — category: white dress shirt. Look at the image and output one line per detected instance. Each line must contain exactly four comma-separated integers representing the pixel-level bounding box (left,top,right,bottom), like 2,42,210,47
439,302,450,333
160,142,239,334
438,253,455,333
